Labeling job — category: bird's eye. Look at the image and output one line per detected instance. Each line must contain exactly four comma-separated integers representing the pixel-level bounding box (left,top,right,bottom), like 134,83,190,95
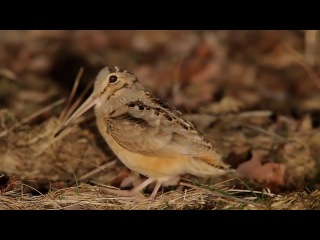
109,75,118,83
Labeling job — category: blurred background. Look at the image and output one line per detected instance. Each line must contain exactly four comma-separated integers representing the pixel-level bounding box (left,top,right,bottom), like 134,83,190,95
1,30,320,195
1,30,319,115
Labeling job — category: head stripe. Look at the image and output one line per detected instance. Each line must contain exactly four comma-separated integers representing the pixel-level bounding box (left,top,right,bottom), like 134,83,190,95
107,66,130,74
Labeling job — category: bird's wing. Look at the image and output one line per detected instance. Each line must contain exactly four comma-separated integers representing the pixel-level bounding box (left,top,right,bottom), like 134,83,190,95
106,99,216,159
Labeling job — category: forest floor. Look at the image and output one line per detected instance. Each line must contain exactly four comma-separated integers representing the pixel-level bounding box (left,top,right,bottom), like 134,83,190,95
1,30,320,209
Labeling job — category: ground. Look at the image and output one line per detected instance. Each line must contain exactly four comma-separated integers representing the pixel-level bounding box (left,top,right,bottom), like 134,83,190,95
1,30,320,210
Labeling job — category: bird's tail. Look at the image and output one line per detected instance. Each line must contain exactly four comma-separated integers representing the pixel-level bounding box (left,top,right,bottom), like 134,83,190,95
186,151,234,177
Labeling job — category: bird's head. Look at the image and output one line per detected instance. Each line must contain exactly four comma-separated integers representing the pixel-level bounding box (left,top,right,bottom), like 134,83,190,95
54,66,142,137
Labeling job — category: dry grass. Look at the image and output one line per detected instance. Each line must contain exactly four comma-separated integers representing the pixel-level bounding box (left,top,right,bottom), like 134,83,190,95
0,181,270,210
2,175,318,210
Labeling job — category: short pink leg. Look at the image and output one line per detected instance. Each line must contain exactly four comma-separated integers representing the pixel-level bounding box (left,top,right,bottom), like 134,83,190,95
103,178,155,197
130,178,156,195
148,181,162,200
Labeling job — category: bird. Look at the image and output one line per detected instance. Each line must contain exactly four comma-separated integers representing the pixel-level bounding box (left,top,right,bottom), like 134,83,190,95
54,66,231,200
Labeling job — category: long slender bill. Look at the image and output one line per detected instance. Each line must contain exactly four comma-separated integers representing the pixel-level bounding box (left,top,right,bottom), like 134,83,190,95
54,94,98,137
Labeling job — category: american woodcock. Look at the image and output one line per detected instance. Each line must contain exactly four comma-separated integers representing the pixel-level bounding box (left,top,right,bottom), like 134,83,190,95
54,66,232,200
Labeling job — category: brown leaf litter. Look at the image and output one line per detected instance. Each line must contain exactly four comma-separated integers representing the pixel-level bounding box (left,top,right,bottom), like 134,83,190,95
1,30,320,209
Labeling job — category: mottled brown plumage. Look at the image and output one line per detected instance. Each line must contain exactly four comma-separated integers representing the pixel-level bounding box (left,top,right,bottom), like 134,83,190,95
55,66,231,200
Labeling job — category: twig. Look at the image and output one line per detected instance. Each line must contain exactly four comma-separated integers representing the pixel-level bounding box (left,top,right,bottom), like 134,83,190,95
63,78,94,121
234,121,286,142
88,180,120,190
59,67,84,121
0,68,17,81
180,182,264,207
305,30,318,67
0,98,65,138
79,160,117,181
237,110,273,118
284,44,320,89
21,183,62,209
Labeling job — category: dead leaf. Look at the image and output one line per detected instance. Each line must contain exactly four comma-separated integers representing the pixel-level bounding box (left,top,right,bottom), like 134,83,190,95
237,150,286,187
200,96,244,115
